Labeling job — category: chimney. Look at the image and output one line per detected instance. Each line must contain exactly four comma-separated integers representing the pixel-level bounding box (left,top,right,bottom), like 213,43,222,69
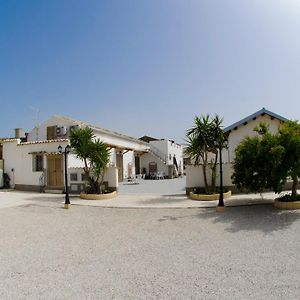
15,128,25,139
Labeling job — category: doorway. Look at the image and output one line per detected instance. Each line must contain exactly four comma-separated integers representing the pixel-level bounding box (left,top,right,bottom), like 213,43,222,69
47,155,63,188
116,152,123,182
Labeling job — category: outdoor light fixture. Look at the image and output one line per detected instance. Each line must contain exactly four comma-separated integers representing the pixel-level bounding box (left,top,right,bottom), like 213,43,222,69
214,137,228,213
58,144,71,209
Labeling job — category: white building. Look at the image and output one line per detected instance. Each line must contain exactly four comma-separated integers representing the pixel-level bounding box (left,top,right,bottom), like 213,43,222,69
186,108,288,193
2,115,149,192
139,136,183,179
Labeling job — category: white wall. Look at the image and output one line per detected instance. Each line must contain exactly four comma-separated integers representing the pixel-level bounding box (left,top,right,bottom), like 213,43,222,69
122,151,135,179
3,139,69,188
186,115,284,189
149,139,183,173
27,115,149,182
149,140,168,157
3,139,119,190
28,115,149,153
167,140,183,173
226,115,282,163
69,166,118,192
140,153,168,175
186,163,233,188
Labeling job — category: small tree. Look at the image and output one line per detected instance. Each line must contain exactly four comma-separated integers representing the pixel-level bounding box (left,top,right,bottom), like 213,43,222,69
232,121,300,199
185,115,227,194
232,123,285,193
277,121,300,197
70,127,110,194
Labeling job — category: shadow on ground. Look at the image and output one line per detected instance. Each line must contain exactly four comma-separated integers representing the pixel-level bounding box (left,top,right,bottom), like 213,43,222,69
157,204,300,234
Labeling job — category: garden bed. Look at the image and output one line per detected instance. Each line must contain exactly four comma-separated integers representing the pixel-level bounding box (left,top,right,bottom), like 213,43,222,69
80,191,117,200
274,194,300,209
189,190,231,201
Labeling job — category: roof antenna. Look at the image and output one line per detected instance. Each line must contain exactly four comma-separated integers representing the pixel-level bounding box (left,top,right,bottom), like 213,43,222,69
30,107,40,140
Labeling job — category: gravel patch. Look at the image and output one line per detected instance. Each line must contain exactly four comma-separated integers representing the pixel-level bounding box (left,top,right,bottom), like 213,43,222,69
0,200,300,299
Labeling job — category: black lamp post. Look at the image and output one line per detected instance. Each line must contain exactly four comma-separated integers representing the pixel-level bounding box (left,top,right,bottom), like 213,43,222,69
214,137,226,212
217,142,224,211
58,144,71,209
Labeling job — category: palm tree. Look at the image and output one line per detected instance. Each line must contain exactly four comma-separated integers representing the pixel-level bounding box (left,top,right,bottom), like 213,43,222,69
185,115,226,194
70,127,110,194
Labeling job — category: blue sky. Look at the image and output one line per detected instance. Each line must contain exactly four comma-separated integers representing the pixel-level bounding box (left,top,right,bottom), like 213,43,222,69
1,0,300,142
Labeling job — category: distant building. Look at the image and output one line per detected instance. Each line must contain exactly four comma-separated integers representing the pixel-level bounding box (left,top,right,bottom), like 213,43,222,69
2,115,149,192
139,136,183,179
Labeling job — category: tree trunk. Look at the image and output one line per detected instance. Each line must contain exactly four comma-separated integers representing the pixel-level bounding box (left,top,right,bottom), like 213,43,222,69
291,174,298,198
202,152,209,193
210,152,218,193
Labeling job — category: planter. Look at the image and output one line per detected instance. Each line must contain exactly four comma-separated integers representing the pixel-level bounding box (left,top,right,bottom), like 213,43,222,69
274,198,300,209
80,191,117,200
189,190,232,201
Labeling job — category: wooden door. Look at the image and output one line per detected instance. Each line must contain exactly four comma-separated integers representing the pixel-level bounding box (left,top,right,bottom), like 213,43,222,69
149,162,157,173
47,155,63,187
116,153,123,182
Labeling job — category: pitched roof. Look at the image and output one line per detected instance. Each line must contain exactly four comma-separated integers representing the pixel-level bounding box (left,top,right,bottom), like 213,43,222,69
224,108,288,132
52,115,148,146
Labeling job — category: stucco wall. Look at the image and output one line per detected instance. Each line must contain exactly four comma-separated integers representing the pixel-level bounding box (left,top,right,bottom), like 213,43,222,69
3,140,69,188
3,140,119,191
69,166,118,193
167,140,183,173
186,163,233,189
226,115,282,163
123,151,136,179
140,153,168,175
149,139,183,173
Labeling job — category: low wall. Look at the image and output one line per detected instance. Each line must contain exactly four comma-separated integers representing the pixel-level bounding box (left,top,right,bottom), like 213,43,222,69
186,163,234,188
68,166,119,194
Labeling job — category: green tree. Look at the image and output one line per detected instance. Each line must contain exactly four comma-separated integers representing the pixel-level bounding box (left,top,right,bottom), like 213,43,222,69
232,123,285,193
277,121,300,197
232,121,300,199
70,127,110,194
185,115,227,194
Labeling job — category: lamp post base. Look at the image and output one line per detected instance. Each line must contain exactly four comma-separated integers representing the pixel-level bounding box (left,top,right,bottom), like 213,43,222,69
64,203,71,209
216,205,225,213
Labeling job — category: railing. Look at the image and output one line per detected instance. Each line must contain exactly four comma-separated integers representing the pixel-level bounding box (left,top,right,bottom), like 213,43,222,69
149,145,167,164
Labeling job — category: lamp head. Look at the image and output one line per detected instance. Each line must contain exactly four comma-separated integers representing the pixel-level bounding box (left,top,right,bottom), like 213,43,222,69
66,145,71,154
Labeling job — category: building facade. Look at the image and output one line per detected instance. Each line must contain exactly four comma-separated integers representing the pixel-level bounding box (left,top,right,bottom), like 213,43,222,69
3,115,149,192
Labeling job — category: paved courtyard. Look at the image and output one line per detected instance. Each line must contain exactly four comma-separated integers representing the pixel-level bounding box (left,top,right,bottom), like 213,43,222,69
118,177,187,195
0,191,300,299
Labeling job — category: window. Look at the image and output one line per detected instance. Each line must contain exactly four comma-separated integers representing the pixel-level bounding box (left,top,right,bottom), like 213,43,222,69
81,173,87,181
33,154,43,172
70,173,78,181
169,154,172,161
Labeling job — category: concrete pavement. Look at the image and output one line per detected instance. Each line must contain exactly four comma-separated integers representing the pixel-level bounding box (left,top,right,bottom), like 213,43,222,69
0,187,280,209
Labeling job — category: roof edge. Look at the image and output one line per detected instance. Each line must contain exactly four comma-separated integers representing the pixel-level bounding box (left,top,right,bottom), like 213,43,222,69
224,108,288,132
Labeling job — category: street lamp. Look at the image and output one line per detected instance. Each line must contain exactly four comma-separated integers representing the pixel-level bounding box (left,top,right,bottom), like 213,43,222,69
58,144,71,209
214,137,227,213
